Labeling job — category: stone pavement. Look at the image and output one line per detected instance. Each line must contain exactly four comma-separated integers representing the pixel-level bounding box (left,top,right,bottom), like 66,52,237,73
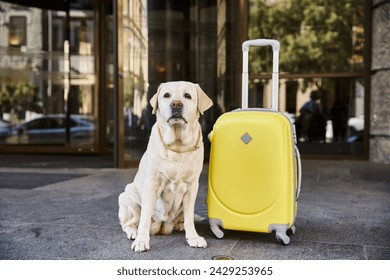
0,156,389,260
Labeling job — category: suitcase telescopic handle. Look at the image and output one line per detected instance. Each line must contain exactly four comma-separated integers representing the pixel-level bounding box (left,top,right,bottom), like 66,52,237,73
242,39,280,110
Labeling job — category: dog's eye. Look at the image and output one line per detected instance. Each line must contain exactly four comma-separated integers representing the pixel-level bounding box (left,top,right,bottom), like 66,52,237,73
184,93,192,99
163,93,171,98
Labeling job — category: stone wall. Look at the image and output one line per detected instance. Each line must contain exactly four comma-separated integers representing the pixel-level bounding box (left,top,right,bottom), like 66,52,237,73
370,0,390,163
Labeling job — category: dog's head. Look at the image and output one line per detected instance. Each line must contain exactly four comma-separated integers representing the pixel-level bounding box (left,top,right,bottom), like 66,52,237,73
150,81,213,126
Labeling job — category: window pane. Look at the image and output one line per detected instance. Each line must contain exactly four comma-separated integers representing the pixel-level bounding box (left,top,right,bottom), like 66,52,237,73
122,0,230,162
248,0,365,73
248,0,366,156
0,2,96,149
9,16,27,47
249,77,365,155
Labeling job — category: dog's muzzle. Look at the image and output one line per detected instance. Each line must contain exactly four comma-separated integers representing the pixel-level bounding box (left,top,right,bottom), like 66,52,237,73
168,100,187,124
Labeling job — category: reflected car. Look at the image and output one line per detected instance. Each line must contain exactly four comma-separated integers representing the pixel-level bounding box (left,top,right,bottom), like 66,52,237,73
0,119,12,142
5,114,95,145
347,115,364,142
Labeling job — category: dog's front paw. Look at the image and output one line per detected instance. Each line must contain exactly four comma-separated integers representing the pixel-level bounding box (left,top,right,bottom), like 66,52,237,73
131,238,150,252
187,236,207,248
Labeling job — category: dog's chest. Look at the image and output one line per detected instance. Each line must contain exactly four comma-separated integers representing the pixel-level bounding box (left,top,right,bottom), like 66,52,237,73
155,166,193,218
160,161,193,189
157,155,199,195
158,149,198,174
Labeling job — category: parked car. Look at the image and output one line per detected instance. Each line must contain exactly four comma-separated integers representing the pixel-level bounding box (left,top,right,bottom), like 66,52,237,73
347,115,364,142
5,114,95,145
0,119,12,143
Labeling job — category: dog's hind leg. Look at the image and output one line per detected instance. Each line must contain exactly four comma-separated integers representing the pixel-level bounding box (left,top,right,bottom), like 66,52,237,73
150,219,162,235
172,213,185,232
160,221,175,235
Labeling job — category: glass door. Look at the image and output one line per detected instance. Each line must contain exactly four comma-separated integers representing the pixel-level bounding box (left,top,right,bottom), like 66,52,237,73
119,0,148,166
116,0,247,166
0,1,97,151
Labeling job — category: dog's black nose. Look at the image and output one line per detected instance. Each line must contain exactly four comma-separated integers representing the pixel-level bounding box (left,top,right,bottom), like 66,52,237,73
171,100,183,109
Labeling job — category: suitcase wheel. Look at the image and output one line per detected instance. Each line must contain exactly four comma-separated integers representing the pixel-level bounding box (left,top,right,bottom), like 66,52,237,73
275,231,290,245
287,225,296,236
269,224,292,245
210,225,224,239
209,218,224,239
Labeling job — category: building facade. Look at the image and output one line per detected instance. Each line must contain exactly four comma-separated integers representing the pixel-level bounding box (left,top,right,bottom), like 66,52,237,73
0,0,388,166
370,0,390,163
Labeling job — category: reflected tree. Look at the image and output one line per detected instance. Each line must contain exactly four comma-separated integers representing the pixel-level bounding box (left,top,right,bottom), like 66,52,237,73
248,0,364,75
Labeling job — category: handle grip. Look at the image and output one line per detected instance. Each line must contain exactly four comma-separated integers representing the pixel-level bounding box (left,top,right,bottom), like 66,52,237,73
242,39,280,51
242,39,280,110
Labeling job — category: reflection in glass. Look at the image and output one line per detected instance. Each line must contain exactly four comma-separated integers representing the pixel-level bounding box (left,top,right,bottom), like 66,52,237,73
249,77,365,155
248,0,365,74
0,1,96,148
121,0,149,161
121,0,230,162
248,0,366,156
8,16,27,47
2,114,94,145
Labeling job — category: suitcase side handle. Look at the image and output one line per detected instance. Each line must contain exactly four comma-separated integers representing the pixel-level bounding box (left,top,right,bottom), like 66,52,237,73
295,145,302,200
242,39,280,111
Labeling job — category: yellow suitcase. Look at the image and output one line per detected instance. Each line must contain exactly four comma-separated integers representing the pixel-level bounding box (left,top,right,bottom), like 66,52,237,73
207,39,302,245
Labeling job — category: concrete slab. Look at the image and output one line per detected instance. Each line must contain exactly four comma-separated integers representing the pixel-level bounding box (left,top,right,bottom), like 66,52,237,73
0,159,389,260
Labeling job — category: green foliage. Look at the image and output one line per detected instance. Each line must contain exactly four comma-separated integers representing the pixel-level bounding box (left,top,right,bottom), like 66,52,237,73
0,82,36,106
0,84,10,106
123,76,134,108
248,0,364,74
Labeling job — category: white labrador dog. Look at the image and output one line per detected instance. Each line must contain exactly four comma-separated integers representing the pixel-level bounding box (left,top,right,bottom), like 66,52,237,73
118,81,213,252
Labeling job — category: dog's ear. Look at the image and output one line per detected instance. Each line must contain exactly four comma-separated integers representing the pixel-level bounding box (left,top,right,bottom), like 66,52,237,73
195,84,213,115
150,83,164,114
